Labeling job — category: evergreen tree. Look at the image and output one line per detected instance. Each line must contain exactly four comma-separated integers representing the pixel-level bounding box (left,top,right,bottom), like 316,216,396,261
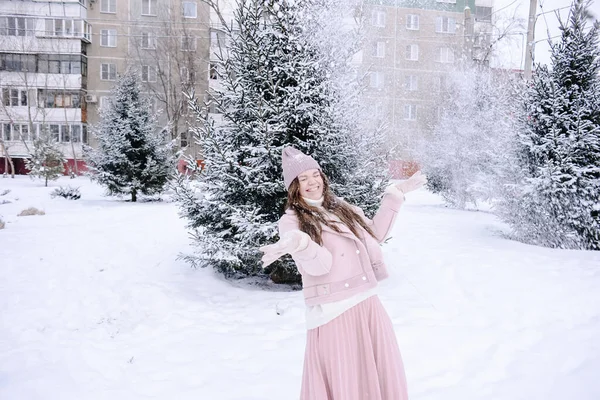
497,0,600,249
26,129,65,187
175,0,388,283
85,70,174,202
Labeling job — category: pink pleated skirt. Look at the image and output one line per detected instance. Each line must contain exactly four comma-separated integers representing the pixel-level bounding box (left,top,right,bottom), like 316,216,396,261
300,295,408,400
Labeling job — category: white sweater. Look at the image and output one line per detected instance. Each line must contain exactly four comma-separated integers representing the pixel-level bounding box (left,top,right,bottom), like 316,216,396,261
301,195,379,330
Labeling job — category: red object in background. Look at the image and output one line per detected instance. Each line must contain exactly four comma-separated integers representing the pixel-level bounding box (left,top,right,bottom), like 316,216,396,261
0,158,88,176
64,159,88,175
177,159,205,175
388,160,420,179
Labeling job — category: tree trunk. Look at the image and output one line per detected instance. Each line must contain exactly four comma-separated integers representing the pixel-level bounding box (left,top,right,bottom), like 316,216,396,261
131,188,137,202
45,174,48,187
1,141,15,178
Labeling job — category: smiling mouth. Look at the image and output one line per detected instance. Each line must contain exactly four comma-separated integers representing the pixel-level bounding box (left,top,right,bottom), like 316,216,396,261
306,187,320,192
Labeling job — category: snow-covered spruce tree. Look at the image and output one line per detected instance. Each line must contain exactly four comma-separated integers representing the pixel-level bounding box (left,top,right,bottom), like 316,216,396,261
496,0,600,249
85,70,174,202
26,129,66,187
417,64,515,209
176,0,388,284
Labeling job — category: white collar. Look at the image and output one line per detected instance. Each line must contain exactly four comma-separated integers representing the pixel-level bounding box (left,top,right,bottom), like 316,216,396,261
302,196,324,207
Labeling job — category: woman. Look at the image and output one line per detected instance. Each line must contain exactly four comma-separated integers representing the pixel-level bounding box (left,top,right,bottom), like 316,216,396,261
260,146,426,400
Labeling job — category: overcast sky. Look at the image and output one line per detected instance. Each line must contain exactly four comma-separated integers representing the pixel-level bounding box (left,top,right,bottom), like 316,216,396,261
493,0,600,69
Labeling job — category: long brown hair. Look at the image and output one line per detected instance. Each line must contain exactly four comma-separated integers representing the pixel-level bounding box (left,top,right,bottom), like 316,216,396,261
286,171,377,245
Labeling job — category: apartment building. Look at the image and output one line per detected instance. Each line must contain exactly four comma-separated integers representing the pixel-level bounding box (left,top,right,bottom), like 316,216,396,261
0,0,209,175
361,0,494,160
0,0,91,174
86,0,210,158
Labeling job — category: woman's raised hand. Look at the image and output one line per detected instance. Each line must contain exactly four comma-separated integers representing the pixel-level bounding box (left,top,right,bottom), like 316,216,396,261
395,170,428,194
259,230,310,268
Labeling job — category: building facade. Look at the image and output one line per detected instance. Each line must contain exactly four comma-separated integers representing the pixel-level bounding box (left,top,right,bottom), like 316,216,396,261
0,0,91,174
360,0,494,161
0,0,209,175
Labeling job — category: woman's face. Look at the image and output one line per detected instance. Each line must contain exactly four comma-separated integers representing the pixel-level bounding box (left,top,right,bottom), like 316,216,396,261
297,168,324,200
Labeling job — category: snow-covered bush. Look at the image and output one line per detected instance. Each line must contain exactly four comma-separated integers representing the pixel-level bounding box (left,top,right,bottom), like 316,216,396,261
18,207,45,217
26,131,65,187
0,217,5,229
495,0,600,250
51,186,81,200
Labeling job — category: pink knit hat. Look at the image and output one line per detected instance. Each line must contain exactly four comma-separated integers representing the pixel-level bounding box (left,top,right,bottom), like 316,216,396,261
282,146,321,189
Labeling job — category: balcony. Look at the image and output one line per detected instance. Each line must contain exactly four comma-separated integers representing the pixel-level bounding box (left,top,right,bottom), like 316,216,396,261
37,18,92,43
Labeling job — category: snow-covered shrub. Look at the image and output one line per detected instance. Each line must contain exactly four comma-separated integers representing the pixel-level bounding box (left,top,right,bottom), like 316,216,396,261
0,217,5,229
51,186,81,200
0,189,10,196
26,131,65,187
495,0,600,250
18,207,45,217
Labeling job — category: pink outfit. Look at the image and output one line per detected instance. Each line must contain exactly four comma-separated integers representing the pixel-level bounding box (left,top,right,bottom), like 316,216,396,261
278,191,408,399
278,194,404,306
301,296,408,400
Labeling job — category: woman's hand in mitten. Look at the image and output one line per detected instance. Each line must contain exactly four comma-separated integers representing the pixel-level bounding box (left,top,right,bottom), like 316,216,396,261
396,170,427,194
259,230,310,268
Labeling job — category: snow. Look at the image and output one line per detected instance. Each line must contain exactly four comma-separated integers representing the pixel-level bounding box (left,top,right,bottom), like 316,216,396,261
1,176,600,400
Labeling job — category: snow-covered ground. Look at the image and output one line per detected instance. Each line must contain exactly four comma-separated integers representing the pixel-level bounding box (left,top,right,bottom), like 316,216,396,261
1,176,599,400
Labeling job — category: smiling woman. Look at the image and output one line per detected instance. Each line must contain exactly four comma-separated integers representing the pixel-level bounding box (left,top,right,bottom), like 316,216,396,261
260,146,427,400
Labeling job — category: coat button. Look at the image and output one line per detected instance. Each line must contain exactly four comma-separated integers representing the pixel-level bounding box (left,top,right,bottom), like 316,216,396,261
362,276,367,281
356,250,360,254
344,283,349,288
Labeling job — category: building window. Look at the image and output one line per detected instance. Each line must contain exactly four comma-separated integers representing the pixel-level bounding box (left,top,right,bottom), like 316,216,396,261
43,19,87,38
101,0,117,13
181,36,196,51
100,29,117,47
101,63,117,80
19,124,30,141
180,132,188,147
1,123,34,141
141,32,156,49
371,10,386,27
183,2,198,18
372,42,385,58
404,75,418,91
369,71,384,89
210,30,225,48
475,6,493,22
35,54,86,75
209,63,218,80
2,88,28,107
141,65,157,82
38,90,81,108
436,47,455,63
181,66,196,82
406,44,419,61
142,0,158,16
0,17,35,37
2,124,11,141
436,17,456,34
404,104,417,120
406,14,419,30
100,96,112,110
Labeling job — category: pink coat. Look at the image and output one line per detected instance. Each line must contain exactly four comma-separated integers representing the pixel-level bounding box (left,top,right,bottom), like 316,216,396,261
278,194,404,306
